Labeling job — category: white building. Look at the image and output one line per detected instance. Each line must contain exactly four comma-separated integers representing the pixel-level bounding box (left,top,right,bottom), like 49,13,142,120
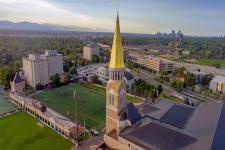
95,65,109,83
23,50,63,88
83,42,100,61
187,69,208,84
210,75,225,94
95,65,134,90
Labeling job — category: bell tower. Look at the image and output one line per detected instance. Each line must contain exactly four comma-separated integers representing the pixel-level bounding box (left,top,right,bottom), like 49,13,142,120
105,14,127,136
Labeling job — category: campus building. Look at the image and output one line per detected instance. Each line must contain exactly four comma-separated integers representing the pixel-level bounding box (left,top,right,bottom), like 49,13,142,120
95,65,109,83
102,14,225,150
22,50,64,88
10,71,25,96
95,65,134,90
10,93,83,139
83,42,100,61
128,50,174,73
210,75,225,94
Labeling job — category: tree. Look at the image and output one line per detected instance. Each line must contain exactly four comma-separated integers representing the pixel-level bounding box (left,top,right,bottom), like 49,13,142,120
70,67,77,75
202,74,213,85
171,79,183,91
150,89,157,100
0,63,20,89
63,63,70,72
159,71,169,82
184,72,195,87
92,55,100,63
173,67,185,78
157,85,163,94
92,75,102,85
50,74,61,87
214,63,221,68
36,83,44,90
64,72,71,83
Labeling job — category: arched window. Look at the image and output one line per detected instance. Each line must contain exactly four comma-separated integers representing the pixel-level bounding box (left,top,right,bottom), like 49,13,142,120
109,94,114,105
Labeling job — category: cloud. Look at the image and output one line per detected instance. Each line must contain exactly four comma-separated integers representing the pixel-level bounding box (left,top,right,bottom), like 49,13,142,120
0,0,90,25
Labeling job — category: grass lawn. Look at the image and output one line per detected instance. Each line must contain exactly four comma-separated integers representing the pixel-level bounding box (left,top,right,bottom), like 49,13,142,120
33,83,143,130
160,93,184,104
81,83,143,103
0,112,73,150
33,84,106,130
192,58,225,67
0,95,15,115
159,55,225,67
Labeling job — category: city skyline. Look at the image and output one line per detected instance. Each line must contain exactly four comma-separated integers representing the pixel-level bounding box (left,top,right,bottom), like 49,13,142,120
0,0,225,36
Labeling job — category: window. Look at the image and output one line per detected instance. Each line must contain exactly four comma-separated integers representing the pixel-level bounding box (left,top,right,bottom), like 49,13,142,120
109,94,114,105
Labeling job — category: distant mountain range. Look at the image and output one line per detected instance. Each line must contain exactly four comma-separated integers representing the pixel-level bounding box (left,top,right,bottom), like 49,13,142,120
0,20,107,32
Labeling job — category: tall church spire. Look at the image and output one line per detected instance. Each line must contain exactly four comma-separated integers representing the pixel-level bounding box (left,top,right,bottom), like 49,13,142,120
109,14,125,69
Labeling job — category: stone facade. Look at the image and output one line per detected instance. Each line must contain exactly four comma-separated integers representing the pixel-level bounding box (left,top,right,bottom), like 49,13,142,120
10,71,25,96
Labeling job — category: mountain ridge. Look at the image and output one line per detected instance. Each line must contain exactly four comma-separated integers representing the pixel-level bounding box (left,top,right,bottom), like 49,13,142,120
0,20,107,32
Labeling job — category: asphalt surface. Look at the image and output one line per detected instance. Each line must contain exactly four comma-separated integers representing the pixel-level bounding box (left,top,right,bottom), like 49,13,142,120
78,133,104,150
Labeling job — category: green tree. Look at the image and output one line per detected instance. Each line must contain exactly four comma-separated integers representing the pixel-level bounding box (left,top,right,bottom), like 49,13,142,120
184,72,195,87
92,75,102,84
50,74,61,87
64,72,71,83
159,71,169,82
214,63,221,68
171,79,183,91
0,63,20,88
157,85,163,94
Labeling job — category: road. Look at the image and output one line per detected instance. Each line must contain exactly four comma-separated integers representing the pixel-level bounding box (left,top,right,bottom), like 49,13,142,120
131,69,218,102
131,69,174,93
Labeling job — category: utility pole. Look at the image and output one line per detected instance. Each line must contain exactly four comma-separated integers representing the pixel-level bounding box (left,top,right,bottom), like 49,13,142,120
73,91,79,145
84,117,86,136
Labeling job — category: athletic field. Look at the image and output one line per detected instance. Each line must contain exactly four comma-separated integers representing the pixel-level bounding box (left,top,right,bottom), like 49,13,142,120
33,84,143,130
0,112,73,150
0,95,15,115
33,84,106,130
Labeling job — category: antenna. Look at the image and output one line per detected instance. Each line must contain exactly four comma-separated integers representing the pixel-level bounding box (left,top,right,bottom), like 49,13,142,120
117,0,120,14
116,0,120,21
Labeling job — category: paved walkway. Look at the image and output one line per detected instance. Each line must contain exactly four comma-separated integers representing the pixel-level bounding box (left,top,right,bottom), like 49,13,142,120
78,133,104,150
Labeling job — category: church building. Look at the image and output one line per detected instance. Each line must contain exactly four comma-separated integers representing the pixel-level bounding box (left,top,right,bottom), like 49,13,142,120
103,14,225,150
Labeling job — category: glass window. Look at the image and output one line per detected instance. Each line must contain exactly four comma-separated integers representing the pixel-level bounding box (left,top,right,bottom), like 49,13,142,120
109,94,114,105
128,143,131,148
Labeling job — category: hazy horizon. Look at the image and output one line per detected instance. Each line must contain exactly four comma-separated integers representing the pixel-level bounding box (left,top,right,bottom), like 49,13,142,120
0,0,225,36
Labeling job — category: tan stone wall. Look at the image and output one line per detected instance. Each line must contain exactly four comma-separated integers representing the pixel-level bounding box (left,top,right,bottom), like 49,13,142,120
104,135,128,150
11,81,25,96
105,80,126,135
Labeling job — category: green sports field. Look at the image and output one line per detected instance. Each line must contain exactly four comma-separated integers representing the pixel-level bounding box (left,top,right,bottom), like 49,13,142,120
33,84,143,130
0,112,73,150
0,95,15,115
33,84,106,130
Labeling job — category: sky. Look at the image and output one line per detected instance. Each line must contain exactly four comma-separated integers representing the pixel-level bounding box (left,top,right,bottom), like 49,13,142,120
0,0,225,36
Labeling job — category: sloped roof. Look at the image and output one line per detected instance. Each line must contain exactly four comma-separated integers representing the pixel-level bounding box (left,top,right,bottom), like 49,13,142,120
124,71,134,81
109,14,125,69
13,72,24,83
127,103,142,124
